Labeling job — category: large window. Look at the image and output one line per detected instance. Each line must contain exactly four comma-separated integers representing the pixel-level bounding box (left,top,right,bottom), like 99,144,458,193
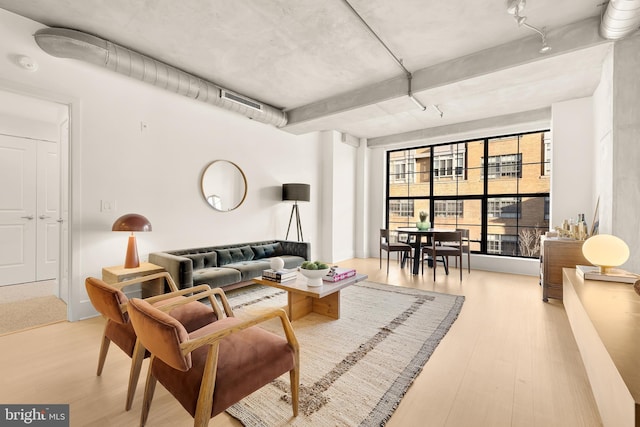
434,153,464,178
488,197,520,218
389,200,414,217
386,130,550,258
434,200,463,217
483,153,522,179
390,158,415,184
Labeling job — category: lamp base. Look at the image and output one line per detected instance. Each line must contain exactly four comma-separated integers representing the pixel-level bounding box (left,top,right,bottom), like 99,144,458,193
124,234,140,269
285,202,304,242
576,265,638,284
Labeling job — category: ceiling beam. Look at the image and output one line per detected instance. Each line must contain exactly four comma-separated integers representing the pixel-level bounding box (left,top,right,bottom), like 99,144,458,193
367,108,551,147
283,17,604,133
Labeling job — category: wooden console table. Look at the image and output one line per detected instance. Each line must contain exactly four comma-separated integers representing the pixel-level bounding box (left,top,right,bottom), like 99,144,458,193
563,268,640,427
102,262,166,297
539,237,588,301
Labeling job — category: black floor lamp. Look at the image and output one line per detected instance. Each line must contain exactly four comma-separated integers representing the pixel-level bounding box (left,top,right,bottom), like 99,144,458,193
282,183,310,241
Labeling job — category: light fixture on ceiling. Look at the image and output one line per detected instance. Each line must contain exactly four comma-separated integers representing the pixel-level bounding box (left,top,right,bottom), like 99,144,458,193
341,0,443,117
16,55,38,71
506,0,551,54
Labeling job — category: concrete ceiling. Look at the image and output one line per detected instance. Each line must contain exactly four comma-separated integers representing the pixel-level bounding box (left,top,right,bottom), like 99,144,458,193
0,0,614,142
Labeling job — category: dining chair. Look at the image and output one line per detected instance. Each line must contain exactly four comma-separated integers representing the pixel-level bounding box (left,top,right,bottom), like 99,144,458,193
380,229,412,274
455,228,471,273
85,273,221,410
421,231,463,281
127,288,299,427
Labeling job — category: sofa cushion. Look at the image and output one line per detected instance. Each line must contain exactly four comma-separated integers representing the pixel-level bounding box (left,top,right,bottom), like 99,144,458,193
225,260,272,281
251,243,283,259
192,267,242,287
184,252,217,270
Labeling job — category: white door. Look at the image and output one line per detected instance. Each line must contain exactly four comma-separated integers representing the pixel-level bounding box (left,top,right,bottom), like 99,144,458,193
0,135,37,285
0,134,59,286
36,140,59,281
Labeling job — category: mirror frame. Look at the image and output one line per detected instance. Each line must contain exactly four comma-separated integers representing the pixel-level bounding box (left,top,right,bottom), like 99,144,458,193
200,160,248,212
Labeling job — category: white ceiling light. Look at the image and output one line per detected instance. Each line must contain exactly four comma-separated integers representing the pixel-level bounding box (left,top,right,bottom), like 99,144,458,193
506,0,551,54
17,55,38,71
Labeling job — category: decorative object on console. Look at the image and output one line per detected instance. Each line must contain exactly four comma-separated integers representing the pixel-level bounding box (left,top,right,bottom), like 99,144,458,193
634,280,640,296
112,213,152,269
589,196,600,237
577,234,637,284
282,183,310,241
582,234,629,274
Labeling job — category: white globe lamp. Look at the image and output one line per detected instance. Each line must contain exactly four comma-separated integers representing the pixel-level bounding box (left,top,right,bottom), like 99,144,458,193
582,234,630,274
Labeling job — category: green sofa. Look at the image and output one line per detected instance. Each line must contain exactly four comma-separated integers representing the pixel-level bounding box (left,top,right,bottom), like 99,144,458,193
149,240,310,290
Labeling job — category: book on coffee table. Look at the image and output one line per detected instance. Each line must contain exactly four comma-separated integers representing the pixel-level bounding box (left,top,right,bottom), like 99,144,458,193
323,267,356,282
262,268,297,282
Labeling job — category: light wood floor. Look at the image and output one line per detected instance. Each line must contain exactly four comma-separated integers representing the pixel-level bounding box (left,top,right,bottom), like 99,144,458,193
0,258,602,426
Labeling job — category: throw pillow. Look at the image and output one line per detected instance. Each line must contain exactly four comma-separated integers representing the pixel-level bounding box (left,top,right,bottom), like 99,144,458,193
215,249,232,266
185,253,206,270
203,251,217,267
229,248,245,263
251,243,283,259
238,245,255,261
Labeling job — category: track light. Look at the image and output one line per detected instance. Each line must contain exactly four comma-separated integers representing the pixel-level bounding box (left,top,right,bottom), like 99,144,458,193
506,0,551,54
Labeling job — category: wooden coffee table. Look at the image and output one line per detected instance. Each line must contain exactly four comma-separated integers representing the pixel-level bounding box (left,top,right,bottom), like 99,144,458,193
252,273,368,321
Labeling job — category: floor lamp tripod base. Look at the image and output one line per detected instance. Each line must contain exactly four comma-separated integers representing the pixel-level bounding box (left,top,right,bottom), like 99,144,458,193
286,202,304,241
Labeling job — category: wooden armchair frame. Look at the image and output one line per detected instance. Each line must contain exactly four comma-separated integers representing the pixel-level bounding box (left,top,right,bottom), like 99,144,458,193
134,288,300,427
88,273,220,410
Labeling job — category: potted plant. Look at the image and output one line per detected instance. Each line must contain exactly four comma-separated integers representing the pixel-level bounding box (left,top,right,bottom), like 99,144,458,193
417,211,430,230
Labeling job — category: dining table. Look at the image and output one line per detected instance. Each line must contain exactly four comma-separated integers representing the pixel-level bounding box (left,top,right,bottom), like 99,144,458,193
396,227,456,275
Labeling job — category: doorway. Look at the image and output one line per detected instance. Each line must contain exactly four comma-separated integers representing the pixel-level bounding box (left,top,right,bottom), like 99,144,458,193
0,89,70,328
0,135,60,287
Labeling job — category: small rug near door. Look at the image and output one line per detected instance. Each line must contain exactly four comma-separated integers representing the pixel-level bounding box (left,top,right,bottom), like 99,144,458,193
224,281,465,426
0,295,66,335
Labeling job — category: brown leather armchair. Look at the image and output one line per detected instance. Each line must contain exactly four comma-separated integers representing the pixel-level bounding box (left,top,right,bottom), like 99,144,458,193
85,273,220,410
127,287,299,427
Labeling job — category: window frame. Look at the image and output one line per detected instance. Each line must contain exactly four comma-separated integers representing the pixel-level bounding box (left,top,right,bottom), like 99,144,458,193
386,129,550,259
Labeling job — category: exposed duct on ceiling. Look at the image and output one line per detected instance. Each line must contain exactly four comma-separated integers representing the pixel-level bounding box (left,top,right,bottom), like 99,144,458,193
33,28,287,127
600,0,640,40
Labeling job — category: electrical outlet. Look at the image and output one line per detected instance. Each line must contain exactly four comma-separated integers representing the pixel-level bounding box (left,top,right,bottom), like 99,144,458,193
101,200,116,212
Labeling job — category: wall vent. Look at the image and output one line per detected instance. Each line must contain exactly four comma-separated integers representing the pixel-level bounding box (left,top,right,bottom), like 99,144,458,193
220,89,263,111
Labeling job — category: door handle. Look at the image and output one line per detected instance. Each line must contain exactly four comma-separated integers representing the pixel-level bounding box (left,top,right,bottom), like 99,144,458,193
21,215,34,220
39,215,51,220
57,219,64,223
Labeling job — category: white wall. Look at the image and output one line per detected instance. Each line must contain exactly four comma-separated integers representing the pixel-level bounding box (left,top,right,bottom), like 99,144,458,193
593,46,614,234
320,131,358,264
611,35,640,272
0,9,324,320
550,97,596,227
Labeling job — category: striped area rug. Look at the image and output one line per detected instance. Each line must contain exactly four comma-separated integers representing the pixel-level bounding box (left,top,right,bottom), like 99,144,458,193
225,281,464,426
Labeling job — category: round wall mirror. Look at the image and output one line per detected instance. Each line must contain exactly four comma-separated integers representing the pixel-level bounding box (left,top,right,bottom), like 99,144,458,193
200,160,247,211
